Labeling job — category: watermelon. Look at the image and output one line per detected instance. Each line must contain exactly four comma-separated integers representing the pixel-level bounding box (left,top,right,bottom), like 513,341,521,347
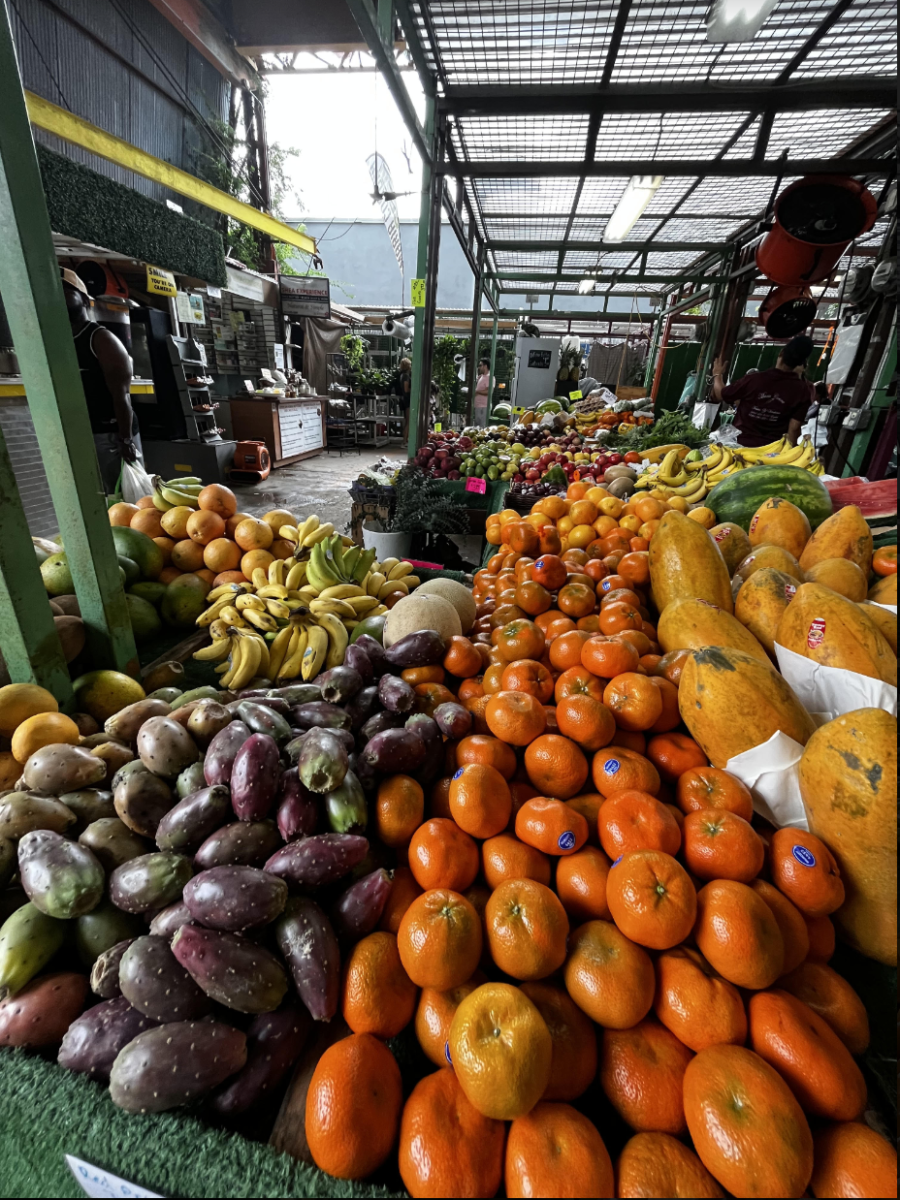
707,465,833,532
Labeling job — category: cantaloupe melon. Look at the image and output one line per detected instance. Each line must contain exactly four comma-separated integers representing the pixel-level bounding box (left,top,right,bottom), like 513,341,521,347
383,593,462,648
414,579,476,633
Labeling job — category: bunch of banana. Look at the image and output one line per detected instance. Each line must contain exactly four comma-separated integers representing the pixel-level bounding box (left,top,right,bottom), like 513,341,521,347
748,435,820,470
150,475,203,511
635,447,710,499
193,625,270,690
276,514,337,552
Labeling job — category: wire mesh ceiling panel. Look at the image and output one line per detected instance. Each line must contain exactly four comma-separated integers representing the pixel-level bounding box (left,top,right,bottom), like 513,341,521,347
766,109,896,159
453,115,591,160
793,0,897,77
593,112,754,160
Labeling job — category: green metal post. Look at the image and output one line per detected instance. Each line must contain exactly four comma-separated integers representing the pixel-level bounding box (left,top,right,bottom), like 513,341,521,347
408,95,436,456
0,9,139,676
0,423,73,701
466,248,485,424
377,0,394,45
488,312,499,415
696,253,732,400
644,309,663,390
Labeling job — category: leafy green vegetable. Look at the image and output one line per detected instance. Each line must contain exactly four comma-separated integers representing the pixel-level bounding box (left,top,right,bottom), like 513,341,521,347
611,410,709,452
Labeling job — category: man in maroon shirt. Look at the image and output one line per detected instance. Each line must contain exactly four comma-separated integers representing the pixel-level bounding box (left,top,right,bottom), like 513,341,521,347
712,335,816,448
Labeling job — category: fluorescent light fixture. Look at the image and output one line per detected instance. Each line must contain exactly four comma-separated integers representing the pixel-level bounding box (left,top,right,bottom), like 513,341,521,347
707,0,780,43
603,176,664,243
578,279,596,294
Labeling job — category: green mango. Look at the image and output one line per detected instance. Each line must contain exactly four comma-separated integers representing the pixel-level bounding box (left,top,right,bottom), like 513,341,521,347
129,581,167,607
117,555,141,587
350,614,387,644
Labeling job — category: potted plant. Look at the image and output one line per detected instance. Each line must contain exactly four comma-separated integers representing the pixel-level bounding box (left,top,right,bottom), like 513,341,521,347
362,466,470,559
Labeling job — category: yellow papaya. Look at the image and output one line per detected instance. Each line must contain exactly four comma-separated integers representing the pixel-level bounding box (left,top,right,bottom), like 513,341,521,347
734,568,800,657
678,646,816,768
748,496,812,560
868,573,897,605
648,511,733,615
799,708,897,966
736,544,804,583
803,558,868,602
775,583,896,685
658,597,769,663
858,601,897,653
709,522,752,575
798,505,873,576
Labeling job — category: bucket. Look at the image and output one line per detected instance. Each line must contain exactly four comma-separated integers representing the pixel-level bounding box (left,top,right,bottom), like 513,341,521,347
756,175,877,286
759,285,818,339
362,523,412,559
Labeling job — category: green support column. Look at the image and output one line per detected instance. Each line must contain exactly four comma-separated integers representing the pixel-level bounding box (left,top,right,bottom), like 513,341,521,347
466,249,485,424
408,96,437,457
0,423,73,701
644,308,663,390
488,312,499,415
0,9,138,676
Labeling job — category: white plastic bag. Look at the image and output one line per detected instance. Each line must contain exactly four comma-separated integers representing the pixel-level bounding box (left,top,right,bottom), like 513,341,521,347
120,458,155,504
774,642,898,719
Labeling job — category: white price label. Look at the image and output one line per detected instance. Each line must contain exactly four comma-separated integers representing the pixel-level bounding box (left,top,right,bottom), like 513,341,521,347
66,1155,162,1198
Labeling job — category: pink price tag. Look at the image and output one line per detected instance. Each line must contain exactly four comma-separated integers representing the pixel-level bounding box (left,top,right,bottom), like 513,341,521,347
465,477,487,494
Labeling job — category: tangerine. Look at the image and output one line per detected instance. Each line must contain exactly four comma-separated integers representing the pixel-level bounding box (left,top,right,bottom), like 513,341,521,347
485,878,570,981
769,828,845,916
695,880,784,990
185,509,226,545
519,982,598,1103
375,775,425,847
443,635,482,678
677,766,754,823
810,1122,897,1200
682,809,764,883
598,790,681,859
616,1132,725,1199
398,889,483,990
582,635,640,679
482,833,551,890
516,796,589,855
342,931,418,1038
563,919,655,1029
378,866,423,934
524,734,589,799
592,746,660,797
449,763,512,839
415,977,485,1068
555,694,616,751
455,734,517,780
646,732,707,782
505,1102,614,1200
804,913,836,962
556,845,612,922
600,1018,694,1135
485,690,547,746
549,629,593,671
653,946,747,1052
500,660,554,702
554,665,605,703
750,878,810,974
778,960,869,1055
408,819,480,891
603,672,664,732
606,849,697,950
496,618,545,662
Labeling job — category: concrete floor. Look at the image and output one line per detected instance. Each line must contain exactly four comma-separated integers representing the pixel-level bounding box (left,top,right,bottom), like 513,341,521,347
230,446,397,531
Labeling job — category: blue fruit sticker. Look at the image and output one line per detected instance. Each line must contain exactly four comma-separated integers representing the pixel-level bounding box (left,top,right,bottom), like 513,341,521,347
611,855,623,868
604,758,621,775
601,579,613,591
792,844,816,868
444,1041,452,1066
558,830,576,851
453,768,464,780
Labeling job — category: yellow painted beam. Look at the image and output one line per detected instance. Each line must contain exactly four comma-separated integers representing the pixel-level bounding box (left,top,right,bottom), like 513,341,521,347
25,91,316,257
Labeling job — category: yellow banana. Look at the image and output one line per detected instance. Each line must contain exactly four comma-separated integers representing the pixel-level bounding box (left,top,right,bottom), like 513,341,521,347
298,585,319,602
348,595,381,615
193,635,233,662
266,623,295,681
219,605,247,627
268,559,287,586
251,568,269,589
367,572,386,597
196,595,235,626
302,522,334,549
278,525,300,544
301,624,328,680
235,594,266,612
264,598,292,621
378,579,408,600
257,584,289,600
278,625,308,680
405,576,420,589
243,608,279,633
379,558,399,575
388,562,413,581
294,515,319,545
318,583,366,601
209,618,229,641
310,598,358,619
284,560,308,591
206,582,248,603
228,631,263,690
316,611,349,671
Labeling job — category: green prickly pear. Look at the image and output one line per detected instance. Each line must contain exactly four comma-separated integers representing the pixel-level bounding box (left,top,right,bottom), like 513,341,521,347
0,902,67,1000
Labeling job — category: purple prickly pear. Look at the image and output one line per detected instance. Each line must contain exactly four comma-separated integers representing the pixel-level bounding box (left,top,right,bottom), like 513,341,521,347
230,733,281,822
264,833,368,891
171,925,287,1014
58,997,157,1082
208,1001,310,1117
109,1020,247,1113
183,867,287,932
275,769,317,842
331,868,393,942
274,897,340,1022
193,820,281,870
90,938,137,999
118,935,211,1022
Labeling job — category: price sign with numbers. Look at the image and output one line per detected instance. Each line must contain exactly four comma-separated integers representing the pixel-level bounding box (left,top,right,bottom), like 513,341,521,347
570,390,583,400
434,422,442,433
411,279,426,307
465,476,487,494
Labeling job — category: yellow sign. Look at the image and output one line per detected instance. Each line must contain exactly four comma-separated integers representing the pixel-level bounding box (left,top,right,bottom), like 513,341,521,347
411,278,426,308
146,265,177,296
570,390,583,400
434,422,442,432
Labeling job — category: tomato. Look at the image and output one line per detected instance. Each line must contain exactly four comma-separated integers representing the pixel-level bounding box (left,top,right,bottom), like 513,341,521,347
873,546,897,576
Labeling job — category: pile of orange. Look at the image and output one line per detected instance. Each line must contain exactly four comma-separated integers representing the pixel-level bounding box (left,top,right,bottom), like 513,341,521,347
301,554,893,1198
109,485,300,589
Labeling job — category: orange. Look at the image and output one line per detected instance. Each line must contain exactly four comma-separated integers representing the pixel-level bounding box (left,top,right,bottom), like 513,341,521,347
554,665,605,703
457,676,485,703
157,566,184,584
695,880,784,990
482,833,551,890
402,666,445,686
108,501,139,526
564,919,655,1029
769,828,845,916
653,647,691,686
378,866,423,934
152,536,175,564
202,538,242,573
603,672,663,731
778,960,869,1055
532,553,567,590
485,690,547,746
398,889,483,990
225,511,252,537
415,977,484,1068
556,844,612,922
592,746,660,797
569,498,599,526
399,1067,505,1200
233,516,274,551
514,579,553,616
524,734,589,799
615,628,652,657
648,677,680,733
653,946,747,1052
212,570,247,588
341,931,418,1039
449,982,552,1120
129,508,165,538
449,763,512,839
548,629,592,671
443,635,483,679
748,990,866,1120
185,509,225,545
676,765,754,823
617,550,650,588
535,496,567,521
495,618,545,663
240,548,274,578
10,711,79,763
616,1132,725,1199
194,568,215,586
646,732,707,782
750,878,809,975
408,819,480,892
271,538,296,559
599,602,643,636
486,878,569,981
482,663,505,695
375,774,425,846
600,1018,694,1135
607,849,697,950
168,538,203,572
598,790,681,859
557,582,596,618
582,635,640,679
544,615,577,641
516,796,589,856
600,587,642,611
555,694,616,752
804,912,836,962
500,659,554,703
505,1102,614,1199
305,1033,403,1180
810,1122,897,1200
682,809,764,883
196,482,237,519
520,983,598,1102
683,1045,813,1199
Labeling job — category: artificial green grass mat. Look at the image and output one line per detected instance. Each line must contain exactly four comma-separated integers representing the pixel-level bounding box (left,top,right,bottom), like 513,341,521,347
0,1050,402,1199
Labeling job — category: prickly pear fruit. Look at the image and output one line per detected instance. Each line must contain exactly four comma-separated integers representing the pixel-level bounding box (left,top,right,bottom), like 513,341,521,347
183,867,287,932
109,852,193,914
264,833,368,891
0,901,67,1000
109,1020,247,1113
58,996,157,1082
331,868,393,942
148,902,194,941
59,789,115,831
296,728,349,794
0,971,88,1047
22,744,106,795
171,925,287,1014
203,721,251,787
274,897,340,1022
136,716,199,779
18,830,104,920
113,767,173,838
209,1001,310,1117
0,838,15,890
0,793,76,840
155,784,231,854
235,700,292,745
118,935,211,1022
275,768,317,842
75,900,144,967
78,818,151,873
231,733,281,823
175,760,207,799
90,938,136,999
324,770,367,835
104,698,172,743
193,820,281,871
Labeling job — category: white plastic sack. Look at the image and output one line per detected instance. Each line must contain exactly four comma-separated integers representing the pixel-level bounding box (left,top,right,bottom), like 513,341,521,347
725,712,834,832
774,641,898,719
120,458,155,505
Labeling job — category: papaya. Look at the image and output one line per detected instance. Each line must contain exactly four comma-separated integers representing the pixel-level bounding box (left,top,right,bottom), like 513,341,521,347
658,598,769,664
748,497,812,560
734,568,800,657
858,602,897,653
776,583,896,685
678,646,816,768
649,511,733,615
868,573,897,605
709,522,752,575
798,505,873,577
799,708,897,966
803,558,868,602
736,544,804,584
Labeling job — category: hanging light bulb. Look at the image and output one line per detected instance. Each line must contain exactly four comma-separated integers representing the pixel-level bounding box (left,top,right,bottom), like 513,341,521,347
578,279,596,294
